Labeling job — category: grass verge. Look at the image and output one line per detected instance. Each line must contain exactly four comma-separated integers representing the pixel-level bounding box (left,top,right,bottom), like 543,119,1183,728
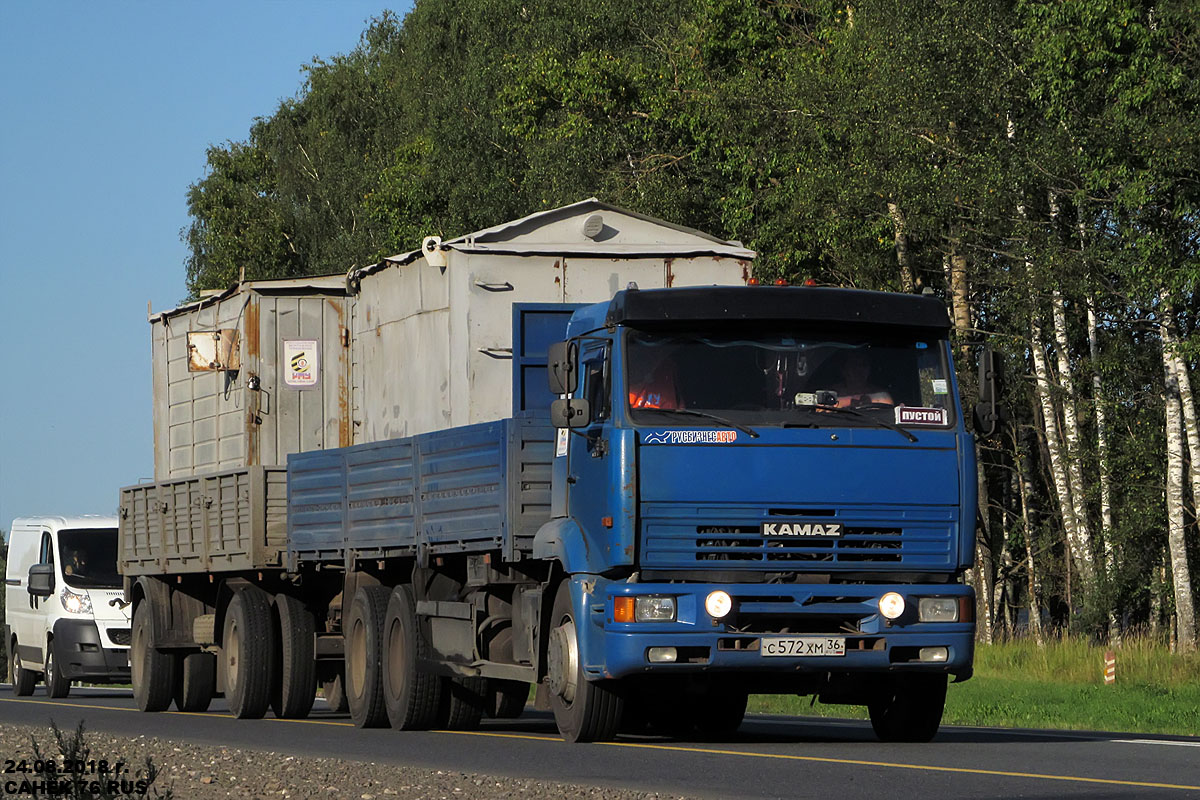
747,636,1200,736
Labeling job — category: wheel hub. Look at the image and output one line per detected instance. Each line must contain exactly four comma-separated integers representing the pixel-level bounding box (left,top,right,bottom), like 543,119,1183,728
546,619,578,704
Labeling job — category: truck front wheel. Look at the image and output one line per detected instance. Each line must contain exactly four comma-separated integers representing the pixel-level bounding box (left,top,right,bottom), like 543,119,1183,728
867,673,947,743
546,582,623,743
132,599,175,712
223,587,278,719
345,586,389,728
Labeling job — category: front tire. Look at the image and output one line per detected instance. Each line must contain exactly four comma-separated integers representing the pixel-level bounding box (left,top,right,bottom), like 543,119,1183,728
132,598,175,712
11,647,36,696
546,581,623,742
868,673,947,743
345,586,389,728
223,587,277,719
43,639,71,698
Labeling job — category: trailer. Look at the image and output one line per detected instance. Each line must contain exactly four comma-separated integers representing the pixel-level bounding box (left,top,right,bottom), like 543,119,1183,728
120,200,981,742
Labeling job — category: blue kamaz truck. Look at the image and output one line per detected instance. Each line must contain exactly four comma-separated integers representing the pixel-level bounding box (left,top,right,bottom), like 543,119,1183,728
122,282,978,744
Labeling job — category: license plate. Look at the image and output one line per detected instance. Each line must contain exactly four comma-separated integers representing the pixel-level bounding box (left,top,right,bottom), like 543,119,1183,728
761,636,846,657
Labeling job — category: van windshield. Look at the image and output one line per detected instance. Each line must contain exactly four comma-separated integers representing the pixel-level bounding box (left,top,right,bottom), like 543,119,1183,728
58,529,121,589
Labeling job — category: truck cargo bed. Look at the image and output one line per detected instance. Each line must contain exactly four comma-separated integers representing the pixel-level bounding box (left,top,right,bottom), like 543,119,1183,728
288,415,554,568
119,466,288,575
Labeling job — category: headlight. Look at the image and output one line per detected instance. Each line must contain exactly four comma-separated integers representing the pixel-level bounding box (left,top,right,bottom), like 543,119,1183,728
61,588,92,615
878,591,906,620
918,597,959,622
635,595,676,622
705,590,733,619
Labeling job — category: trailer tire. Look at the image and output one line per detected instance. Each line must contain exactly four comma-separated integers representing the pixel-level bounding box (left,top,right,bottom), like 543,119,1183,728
322,673,348,713
223,587,277,719
546,582,623,743
11,647,36,697
382,585,441,730
437,676,486,730
132,598,175,712
174,652,215,712
273,594,316,719
868,673,947,743
487,679,529,719
345,586,389,728
43,638,71,698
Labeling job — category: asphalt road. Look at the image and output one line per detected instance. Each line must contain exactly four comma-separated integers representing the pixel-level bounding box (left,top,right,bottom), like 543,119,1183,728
0,687,1196,799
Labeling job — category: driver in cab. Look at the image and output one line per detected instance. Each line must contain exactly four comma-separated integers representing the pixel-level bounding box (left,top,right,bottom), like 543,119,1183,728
629,348,682,410
831,350,893,408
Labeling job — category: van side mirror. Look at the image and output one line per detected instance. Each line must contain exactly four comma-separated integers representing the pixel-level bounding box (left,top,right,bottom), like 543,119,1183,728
547,341,577,395
551,397,592,428
973,346,1007,438
28,564,54,597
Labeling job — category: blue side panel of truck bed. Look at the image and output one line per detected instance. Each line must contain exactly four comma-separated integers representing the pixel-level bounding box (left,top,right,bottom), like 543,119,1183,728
286,415,555,567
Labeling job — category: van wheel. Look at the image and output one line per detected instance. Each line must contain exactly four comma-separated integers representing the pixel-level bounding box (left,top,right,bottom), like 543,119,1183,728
174,652,215,712
132,599,175,712
546,582,623,742
273,594,316,719
345,586,389,728
382,585,441,730
43,640,71,698
12,647,36,696
868,673,947,743
321,673,348,713
223,587,277,719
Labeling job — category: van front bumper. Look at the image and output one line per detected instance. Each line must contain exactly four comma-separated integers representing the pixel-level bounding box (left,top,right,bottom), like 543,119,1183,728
51,619,130,681
588,581,974,681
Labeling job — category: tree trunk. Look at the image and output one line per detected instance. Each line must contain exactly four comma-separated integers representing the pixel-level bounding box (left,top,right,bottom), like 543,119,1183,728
1016,430,1046,645
1087,298,1119,643
975,455,995,643
887,202,915,293
1161,308,1198,652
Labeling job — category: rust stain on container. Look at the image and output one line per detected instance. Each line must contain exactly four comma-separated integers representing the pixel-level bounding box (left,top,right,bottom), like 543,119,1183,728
741,260,752,284
665,258,675,287
245,298,260,358
245,297,260,466
337,300,351,447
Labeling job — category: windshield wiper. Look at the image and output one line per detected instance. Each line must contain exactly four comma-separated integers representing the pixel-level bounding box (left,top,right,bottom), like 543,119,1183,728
653,408,760,439
792,404,918,443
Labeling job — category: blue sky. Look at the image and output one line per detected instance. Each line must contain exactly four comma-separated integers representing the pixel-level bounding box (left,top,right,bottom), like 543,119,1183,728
0,1,408,535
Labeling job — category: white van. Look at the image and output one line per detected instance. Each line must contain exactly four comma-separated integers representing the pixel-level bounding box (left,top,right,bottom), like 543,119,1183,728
5,516,131,696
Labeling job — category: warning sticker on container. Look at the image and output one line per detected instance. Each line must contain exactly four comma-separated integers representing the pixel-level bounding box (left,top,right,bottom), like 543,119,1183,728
284,339,320,389
895,406,948,426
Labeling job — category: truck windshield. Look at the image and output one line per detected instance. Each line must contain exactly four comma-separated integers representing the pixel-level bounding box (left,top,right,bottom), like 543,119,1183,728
625,328,954,429
57,529,121,589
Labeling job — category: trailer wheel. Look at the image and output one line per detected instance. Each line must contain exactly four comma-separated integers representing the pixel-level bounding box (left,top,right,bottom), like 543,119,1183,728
321,673,349,713
868,673,947,743
174,652,215,712
132,598,175,712
546,582,623,743
382,585,441,730
345,585,389,728
272,594,316,719
437,676,486,730
223,587,277,719
11,646,36,697
695,688,748,736
43,638,71,698
487,679,529,719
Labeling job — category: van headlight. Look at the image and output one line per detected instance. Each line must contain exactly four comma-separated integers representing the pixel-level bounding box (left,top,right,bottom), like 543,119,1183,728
61,588,91,615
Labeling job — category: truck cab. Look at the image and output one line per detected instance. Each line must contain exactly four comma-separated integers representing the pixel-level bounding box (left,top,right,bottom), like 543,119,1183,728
538,286,976,741
5,516,131,697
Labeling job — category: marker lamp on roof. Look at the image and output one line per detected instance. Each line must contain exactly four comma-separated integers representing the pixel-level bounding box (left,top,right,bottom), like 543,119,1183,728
878,592,906,621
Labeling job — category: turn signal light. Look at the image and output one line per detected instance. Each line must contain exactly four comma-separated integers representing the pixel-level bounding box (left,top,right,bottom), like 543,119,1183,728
614,596,635,623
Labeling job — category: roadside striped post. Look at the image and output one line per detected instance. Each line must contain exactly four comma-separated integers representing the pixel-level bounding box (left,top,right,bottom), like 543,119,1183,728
1103,650,1116,685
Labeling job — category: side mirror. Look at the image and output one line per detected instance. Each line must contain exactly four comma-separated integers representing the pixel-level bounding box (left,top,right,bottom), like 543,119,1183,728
551,397,592,429
28,564,54,598
973,346,1007,437
547,341,577,395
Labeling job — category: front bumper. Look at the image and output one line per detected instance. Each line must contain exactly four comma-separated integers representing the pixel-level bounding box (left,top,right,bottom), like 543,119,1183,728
583,581,974,681
51,619,131,681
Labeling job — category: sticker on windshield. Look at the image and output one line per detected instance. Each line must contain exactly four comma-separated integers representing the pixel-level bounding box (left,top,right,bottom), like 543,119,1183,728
643,430,739,444
930,379,948,395
895,406,948,426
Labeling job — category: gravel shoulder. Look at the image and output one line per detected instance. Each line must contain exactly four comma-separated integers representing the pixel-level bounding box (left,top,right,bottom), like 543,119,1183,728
0,722,692,800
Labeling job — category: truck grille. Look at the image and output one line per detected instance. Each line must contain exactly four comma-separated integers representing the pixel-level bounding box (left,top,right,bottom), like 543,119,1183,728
640,505,955,571
107,628,131,647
